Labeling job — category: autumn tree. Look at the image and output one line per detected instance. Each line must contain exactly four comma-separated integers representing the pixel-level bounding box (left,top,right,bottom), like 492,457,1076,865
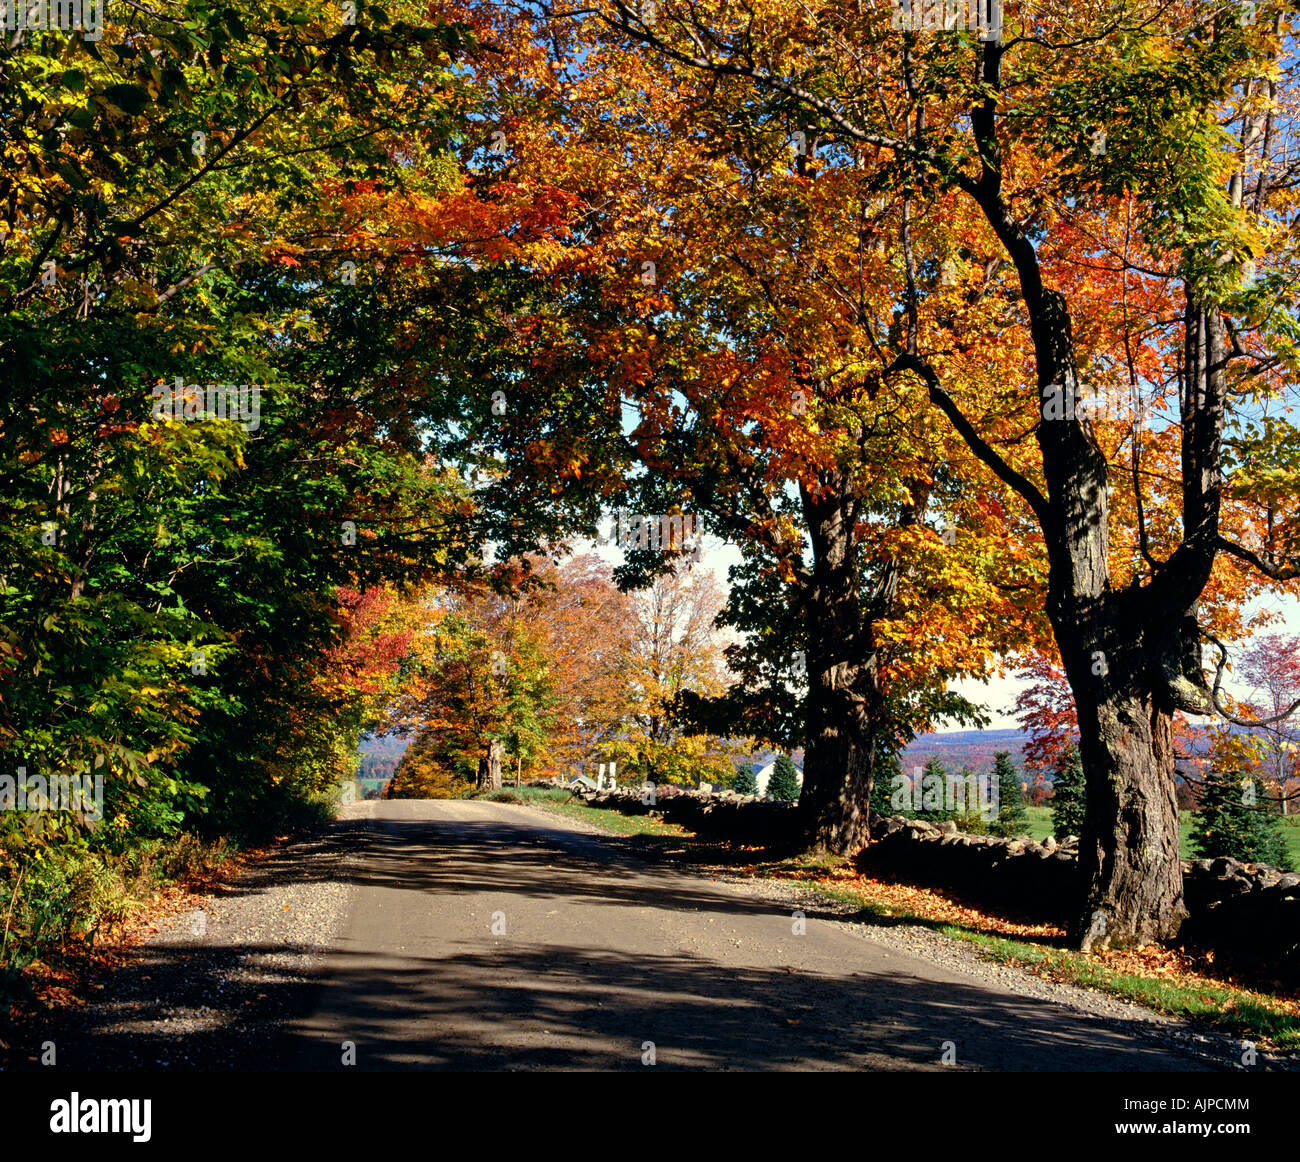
0,0,483,836
387,585,557,792
1012,652,1080,802
381,553,741,793
608,562,741,787
583,0,1300,947
386,724,474,799
0,0,517,962
447,2,1040,855
515,553,640,777
1236,633,1300,815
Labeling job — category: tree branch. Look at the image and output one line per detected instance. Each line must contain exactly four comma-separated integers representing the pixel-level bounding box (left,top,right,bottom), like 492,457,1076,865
888,352,1051,527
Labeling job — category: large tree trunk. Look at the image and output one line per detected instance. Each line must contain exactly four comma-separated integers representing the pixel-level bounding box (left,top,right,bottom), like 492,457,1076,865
1034,304,1187,946
794,474,888,855
799,653,880,854
1070,668,1187,948
916,36,1197,949
1030,285,1213,948
477,739,504,791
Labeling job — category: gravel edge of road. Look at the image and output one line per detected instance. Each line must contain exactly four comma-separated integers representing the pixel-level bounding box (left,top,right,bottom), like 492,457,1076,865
510,800,1297,1074
5,816,372,1070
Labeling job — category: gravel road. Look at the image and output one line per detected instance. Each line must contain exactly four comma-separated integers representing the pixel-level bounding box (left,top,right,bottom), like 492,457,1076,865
10,799,1269,1071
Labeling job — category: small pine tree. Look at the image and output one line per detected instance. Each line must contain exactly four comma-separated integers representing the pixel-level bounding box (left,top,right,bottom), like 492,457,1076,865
870,752,901,820
990,750,1029,838
767,753,801,801
734,761,758,796
914,756,953,821
1193,768,1294,870
1049,743,1086,839
949,763,990,834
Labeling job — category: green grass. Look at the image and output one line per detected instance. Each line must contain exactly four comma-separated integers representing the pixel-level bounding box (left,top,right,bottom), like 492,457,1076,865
741,855,1300,1052
948,928,1300,1051
1021,806,1054,842
486,785,691,839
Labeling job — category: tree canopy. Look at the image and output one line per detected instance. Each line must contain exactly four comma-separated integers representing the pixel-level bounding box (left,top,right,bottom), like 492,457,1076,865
7,0,1300,963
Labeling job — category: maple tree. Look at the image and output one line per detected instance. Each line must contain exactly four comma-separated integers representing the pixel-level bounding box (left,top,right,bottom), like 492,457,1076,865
1012,650,1079,804
384,553,741,793
386,580,558,792
432,0,1045,854
515,554,639,778
538,0,1300,948
609,561,741,787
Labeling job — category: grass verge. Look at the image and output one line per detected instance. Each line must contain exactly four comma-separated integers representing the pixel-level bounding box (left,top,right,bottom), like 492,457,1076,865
477,785,692,839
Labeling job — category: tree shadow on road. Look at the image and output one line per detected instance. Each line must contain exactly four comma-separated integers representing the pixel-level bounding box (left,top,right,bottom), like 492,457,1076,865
9,809,1219,1073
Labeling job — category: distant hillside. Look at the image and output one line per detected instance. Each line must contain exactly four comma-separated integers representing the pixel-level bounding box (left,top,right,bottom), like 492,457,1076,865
900,728,1026,775
899,722,1222,781
356,733,412,793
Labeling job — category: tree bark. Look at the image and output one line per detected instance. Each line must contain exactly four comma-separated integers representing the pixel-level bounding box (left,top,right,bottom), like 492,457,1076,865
477,738,504,791
1066,638,1188,948
794,473,887,855
901,278,1199,947
1032,291,1192,949
799,651,880,854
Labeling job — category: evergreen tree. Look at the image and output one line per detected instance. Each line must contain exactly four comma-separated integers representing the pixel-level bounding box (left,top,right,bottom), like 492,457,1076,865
1193,769,1294,870
871,752,902,820
767,753,801,802
990,750,1029,838
734,761,758,796
915,756,953,822
1050,743,1087,839
952,763,990,834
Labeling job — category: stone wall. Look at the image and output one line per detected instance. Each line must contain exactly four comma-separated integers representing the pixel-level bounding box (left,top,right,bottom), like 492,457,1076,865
548,785,1299,974
574,785,797,844
860,815,1300,976
860,815,1081,923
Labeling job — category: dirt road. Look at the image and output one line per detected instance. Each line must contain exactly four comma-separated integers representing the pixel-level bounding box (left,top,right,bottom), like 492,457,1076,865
19,799,1225,1071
